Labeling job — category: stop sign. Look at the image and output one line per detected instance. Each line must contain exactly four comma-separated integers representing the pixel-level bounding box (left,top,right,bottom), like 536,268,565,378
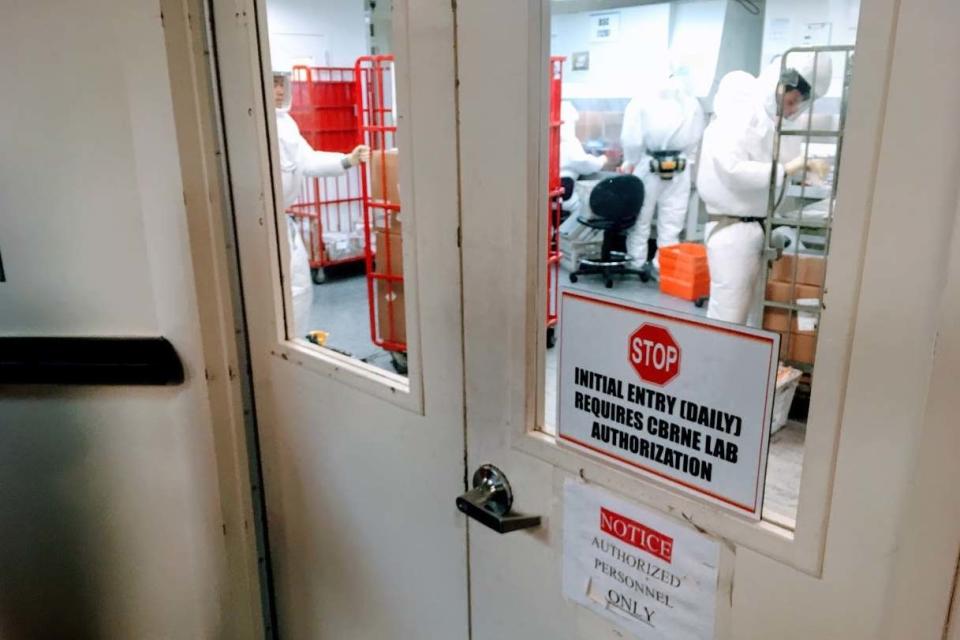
628,323,681,386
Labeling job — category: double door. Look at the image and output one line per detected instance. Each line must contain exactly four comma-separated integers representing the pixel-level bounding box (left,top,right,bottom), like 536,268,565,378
209,0,960,638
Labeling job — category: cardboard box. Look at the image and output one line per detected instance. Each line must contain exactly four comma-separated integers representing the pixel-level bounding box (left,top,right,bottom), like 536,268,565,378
767,327,818,365
769,254,826,286
373,221,403,277
766,280,821,303
376,281,406,344
370,148,400,205
373,218,405,345
762,308,793,333
763,308,819,334
785,332,817,365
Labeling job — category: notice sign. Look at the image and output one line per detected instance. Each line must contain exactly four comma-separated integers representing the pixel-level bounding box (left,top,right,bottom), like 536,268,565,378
558,292,779,518
563,481,719,639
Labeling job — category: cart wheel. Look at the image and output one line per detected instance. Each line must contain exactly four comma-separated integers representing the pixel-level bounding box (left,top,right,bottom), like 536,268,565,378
695,296,708,308
311,268,326,285
605,278,614,289
569,273,579,283
390,351,408,375
546,327,557,349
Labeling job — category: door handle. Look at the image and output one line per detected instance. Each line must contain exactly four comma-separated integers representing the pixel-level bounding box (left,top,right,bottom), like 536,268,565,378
0,337,184,385
456,464,541,534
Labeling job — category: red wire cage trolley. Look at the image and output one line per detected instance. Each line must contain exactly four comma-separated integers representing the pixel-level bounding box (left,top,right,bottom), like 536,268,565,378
546,56,565,349
355,55,407,375
287,65,366,284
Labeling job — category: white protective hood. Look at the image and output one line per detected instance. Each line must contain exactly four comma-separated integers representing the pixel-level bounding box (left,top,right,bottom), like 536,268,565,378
759,53,833,120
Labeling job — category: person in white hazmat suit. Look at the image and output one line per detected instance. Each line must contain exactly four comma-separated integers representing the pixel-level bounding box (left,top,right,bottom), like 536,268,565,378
273,71,370,337
621,74,705,272
558,101,609,221
696,54,831,325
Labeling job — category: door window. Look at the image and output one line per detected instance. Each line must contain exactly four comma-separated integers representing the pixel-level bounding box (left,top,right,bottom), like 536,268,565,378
538,0,862,528
262,0,411,380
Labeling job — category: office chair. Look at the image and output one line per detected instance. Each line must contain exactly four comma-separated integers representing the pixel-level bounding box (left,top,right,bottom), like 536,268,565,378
568,174,645,289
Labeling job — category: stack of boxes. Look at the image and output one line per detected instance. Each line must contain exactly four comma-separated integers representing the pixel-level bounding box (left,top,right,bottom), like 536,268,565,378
763,254,826,366
370,148,405,345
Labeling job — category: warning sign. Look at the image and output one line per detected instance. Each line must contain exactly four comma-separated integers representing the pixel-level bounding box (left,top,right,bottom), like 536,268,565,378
558,292,780,518
563,481,720,639
629,323,680,385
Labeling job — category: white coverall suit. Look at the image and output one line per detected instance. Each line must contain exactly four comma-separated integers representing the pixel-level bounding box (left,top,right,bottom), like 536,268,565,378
276,109,351,337
697,55,831,325
622,79,704,268
558,101,607,220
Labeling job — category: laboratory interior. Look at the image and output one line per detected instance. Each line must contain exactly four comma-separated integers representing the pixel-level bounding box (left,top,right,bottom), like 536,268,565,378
269,0,860,522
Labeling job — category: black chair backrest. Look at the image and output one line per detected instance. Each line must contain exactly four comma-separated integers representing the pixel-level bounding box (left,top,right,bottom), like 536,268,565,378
588,174,644,225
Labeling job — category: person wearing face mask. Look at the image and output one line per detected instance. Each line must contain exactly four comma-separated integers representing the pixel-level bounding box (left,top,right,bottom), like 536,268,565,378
273,71,370,337
696,54,832,325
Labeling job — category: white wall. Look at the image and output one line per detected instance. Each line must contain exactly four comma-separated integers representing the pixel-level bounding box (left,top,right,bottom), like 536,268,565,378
670,0,726,97
761,0,861,65
265,0,368,69
759,0,860,102
369,0,393,55
551,1,750,100
0,2,227,637
551,0,859,102
551,4,671,99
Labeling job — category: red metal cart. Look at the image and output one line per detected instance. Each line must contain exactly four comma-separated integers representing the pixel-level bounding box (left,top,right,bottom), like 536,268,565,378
355,55,406,374
546,56,565,349
287,65,365,284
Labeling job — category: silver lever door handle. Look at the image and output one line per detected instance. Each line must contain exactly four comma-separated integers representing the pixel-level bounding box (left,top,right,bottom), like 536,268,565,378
456,464,541,534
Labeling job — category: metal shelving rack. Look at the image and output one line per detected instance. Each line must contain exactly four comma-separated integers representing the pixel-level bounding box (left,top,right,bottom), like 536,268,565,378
760,45,855,376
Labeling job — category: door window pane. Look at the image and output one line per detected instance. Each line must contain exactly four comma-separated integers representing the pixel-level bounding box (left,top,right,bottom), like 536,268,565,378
264,0,409,377
541,0,861,524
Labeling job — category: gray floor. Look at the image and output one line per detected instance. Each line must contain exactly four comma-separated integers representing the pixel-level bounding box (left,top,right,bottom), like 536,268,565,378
312,264,805,521
765,422,805,518
308,266,396,374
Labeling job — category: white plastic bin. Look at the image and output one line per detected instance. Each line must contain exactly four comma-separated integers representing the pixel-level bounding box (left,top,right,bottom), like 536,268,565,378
772,365,803,434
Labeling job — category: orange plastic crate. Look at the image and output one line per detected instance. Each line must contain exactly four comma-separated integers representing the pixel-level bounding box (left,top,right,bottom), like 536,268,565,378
660,273,710,301
659,243,709,279
659,243,710,301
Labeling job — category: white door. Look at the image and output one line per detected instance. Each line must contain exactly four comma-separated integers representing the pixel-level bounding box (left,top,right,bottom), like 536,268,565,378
0,1,259,637
457,0,960,639
209,0,468,637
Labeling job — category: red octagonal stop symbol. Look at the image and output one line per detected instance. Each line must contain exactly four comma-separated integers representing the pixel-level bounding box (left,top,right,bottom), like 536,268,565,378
628,323,681,386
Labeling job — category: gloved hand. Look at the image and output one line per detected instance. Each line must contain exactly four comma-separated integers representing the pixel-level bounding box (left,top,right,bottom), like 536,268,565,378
785,156,830,179
620,163,635,175
604,147,623,166
806,158,830,180
347,144,371,167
